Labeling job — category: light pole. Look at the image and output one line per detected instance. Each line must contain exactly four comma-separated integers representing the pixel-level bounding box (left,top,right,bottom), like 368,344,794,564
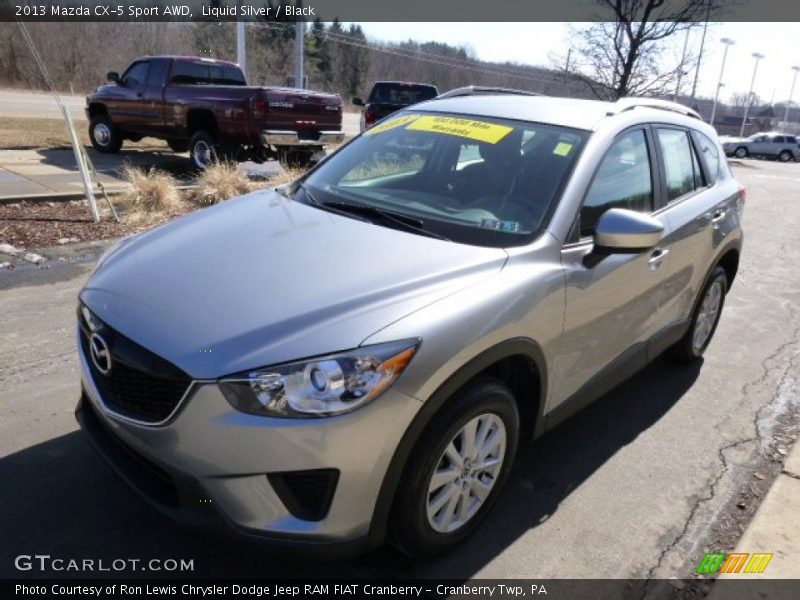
673,26,692,102
783,66,800,126
710,38,735,128
740,52,765,137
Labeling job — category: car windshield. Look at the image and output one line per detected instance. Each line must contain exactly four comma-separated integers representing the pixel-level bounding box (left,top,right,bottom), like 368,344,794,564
298,112,588,247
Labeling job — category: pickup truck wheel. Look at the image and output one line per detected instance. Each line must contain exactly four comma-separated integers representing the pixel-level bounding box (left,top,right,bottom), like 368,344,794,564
734,147,748,159
189,131,219,171
390,376,519,557
278,149,314,169
778,150,793,162
89,115,122,153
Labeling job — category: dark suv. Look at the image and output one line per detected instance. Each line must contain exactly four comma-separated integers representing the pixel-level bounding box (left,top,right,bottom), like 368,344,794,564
353,81,438,131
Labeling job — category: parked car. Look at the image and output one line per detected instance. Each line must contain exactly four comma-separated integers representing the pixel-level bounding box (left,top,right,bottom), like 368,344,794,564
353,81,438,131
721,131,799,161
76,93,743,557
85,56,344,169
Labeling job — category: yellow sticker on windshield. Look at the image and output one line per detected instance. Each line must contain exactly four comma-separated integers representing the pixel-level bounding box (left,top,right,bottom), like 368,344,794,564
553,142,573,156
363,114,421,136
406,116,512,144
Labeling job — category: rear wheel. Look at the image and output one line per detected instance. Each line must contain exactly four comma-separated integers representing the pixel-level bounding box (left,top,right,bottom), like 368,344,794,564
734,147,748,159
278,148,314,169
778,150,793,162
89,114,122,153
189,131,219,171
391,376,519,557
671,266,727,362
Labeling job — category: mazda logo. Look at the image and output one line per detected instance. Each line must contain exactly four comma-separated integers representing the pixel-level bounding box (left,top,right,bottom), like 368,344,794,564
89,332,112,375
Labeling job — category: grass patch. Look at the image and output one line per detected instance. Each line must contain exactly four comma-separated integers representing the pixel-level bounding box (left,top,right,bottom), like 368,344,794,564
0,117,167,151
192,161,253,204
120,166,187,225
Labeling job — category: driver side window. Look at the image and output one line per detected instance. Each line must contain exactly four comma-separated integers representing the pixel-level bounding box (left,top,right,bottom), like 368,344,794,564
579,129,654,238
122,61,149,88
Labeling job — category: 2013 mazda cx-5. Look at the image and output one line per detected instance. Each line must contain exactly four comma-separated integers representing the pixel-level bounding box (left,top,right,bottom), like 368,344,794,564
76,91,744,557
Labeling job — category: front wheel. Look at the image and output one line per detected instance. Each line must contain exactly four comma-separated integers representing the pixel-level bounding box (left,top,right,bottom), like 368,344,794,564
89,115,122,153
391,376,520,557
778,150,793,162
672,266,728,362
189,131,219,171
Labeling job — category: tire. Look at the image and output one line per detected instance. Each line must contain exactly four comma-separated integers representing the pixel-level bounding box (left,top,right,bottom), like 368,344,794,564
278,149,314,169
391,376,520,557
778,150,793,162
167,139,189,153
671,266,728,363
734,147,748,159
188,131,219,171
89,114,122,153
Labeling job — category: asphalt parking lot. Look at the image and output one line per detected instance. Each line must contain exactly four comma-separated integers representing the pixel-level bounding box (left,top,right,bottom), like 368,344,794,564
0,159,798,585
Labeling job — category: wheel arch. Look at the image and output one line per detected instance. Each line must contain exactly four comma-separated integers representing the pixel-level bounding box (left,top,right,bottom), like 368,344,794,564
186,109,218,137
87,103,109,120
367,337,547,548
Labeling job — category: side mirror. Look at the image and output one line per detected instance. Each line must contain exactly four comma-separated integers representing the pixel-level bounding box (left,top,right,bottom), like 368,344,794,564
352,97,364,106
107,72,120,84
594,208,663,251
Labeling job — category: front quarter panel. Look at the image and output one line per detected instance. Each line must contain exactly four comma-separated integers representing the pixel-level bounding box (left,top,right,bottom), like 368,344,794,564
363,234,565,412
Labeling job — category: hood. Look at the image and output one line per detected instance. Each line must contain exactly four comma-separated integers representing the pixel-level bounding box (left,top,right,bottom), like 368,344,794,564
81,190,507,379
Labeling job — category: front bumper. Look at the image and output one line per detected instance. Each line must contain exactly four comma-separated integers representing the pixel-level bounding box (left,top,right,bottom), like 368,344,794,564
75,332,421,550
259,130,345,147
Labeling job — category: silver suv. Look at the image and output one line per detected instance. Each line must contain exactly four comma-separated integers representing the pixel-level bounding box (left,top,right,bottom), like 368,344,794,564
76,93,744,557
722,131,799,161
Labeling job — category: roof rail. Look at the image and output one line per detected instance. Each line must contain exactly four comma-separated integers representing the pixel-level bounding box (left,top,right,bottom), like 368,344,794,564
437,86,543,100
614,97,701,120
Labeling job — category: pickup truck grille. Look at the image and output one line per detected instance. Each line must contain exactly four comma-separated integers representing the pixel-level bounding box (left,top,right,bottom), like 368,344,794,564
78,306,192,425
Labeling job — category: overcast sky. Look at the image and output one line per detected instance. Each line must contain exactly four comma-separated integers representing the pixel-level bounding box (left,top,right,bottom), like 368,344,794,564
357,22,800,105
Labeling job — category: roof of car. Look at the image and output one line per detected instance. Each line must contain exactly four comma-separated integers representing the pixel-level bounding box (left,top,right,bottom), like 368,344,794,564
142,55,240,66
417,94,697,132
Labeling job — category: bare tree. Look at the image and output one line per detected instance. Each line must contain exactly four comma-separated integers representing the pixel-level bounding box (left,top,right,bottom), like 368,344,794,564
568,0,726,100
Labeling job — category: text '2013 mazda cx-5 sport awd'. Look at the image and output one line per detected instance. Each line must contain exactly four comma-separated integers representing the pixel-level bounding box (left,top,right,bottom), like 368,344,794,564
76,92,744,557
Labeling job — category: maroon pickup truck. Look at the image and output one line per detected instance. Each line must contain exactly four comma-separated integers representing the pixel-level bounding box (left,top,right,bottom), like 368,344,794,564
85,56,344,169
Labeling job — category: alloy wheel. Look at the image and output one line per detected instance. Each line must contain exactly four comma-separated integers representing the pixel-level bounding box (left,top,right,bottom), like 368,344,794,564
425,413,507,534
693,279,723,353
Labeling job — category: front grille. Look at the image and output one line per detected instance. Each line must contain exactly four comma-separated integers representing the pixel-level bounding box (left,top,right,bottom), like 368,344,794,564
78,306,192,424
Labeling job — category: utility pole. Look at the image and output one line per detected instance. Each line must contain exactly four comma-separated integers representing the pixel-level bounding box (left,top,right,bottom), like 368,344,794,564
237,20,246,77
740,52,764,138
710,37,735,128
690,1,711,100
563,48,571,78
784,66,800,126
295,20,305,89
673,27,692,102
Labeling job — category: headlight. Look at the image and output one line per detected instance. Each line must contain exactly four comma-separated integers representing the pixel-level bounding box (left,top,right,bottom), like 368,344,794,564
219,339,420,418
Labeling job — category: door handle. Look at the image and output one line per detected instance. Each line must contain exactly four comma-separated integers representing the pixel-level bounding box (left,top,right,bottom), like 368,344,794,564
711,210,726,223
648,248,669,270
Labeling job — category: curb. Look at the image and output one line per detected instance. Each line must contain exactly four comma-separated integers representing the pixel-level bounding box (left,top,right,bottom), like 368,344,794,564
0,183,196,204
706,438,800,597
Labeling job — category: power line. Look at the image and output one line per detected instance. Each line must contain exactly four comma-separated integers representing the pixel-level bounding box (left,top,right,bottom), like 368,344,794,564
253,21,566,89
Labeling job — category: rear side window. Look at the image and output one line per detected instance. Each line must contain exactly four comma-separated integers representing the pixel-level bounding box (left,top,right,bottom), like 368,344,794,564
692,131,721,184
121,61,149,88
774,136,785,143
657,128,705,202
146,60,168,88
209,65,247,85
170,61,209,85
580,129,654,237
787,136,797,144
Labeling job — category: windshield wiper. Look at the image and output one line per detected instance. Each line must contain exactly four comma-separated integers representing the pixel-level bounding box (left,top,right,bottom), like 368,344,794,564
320,200,451,241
